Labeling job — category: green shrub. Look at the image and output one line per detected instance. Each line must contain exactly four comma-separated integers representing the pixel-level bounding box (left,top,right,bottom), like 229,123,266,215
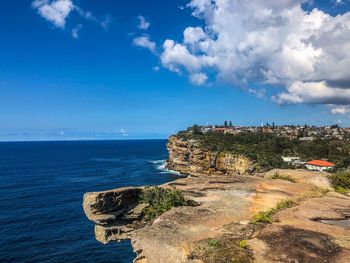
276,199,297,210
252,210,275,224
335,186,348,195
139,187,189,220
207,239,220,248
239,240,248,249
328,170,350,190
270,172,296,183
252,199,297,224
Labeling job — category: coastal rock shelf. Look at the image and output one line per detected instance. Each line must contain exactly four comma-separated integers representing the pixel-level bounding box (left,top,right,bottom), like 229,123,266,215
166,135,252,176
83,187,147,243
82,169,350,262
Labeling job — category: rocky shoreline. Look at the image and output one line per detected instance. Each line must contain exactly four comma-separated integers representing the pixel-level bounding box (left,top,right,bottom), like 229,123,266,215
83,136,350,263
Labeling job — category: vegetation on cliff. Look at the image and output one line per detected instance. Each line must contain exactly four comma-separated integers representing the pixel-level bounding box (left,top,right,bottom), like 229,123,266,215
252,199,297,224
139,187,195,220
269,172,296,183
328,170,350,194
178,126,350,171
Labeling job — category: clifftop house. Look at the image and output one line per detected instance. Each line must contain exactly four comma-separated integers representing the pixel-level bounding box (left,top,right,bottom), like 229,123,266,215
282,156,300,164
305,160,335,172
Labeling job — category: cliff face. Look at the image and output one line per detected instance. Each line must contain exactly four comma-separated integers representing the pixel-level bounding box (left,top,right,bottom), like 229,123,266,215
83,171,350,263
166,135,252,176
83,187,147,244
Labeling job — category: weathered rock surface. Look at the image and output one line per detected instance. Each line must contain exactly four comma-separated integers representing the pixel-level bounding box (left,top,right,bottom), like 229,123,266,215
83,169,350,262
166,135,252,176
265,168,333,189
249,191,350,263
83,187,147,243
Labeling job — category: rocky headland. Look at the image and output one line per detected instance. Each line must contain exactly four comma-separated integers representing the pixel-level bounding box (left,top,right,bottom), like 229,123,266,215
83,135,350,263
166,135,252,176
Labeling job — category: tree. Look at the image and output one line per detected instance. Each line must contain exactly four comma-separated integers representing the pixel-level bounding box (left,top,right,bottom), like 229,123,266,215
224,120,228,127
229,121,233,127
191,125,202,135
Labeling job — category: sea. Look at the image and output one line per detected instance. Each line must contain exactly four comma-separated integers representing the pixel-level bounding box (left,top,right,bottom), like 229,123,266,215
0,140,181,263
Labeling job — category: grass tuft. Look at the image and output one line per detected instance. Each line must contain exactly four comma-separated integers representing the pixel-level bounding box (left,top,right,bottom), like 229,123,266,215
335,186,348,195
239,240,249,249
252,210,275,224
207,239,221,248
252,199,297,224
270,172,296,183
276,199,297,210
252,186,330,225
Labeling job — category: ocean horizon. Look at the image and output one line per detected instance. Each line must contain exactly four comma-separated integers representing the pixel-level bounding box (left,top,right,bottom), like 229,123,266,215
0,140,180,263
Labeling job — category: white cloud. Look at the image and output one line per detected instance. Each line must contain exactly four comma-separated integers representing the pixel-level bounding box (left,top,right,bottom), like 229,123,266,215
32,0,74,28
74,6,113,30
133,35,157,54
155,0,350,109
161,39,216,73
100,15,113,30
330,105,350,115
189,72,208,85
183,27,206,44
333,0,345,6
120,129,129,136
71,24,82,38
32,0,112,35
248,88,266,99
273,81,350,105
137,16,150,30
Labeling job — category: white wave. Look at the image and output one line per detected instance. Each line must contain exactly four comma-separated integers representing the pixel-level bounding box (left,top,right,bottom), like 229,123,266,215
149,159,182,176
149,159,166,164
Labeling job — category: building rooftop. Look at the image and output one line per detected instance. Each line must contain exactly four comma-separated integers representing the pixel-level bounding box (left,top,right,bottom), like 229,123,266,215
306,160,335,167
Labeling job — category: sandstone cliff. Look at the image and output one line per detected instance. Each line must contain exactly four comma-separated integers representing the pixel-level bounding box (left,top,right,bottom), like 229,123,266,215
83,170,350,263
166,135,252,176
83,187,147,244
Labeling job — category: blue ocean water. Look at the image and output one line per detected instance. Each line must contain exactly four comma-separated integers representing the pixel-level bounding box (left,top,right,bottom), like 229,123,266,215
0,140,180,263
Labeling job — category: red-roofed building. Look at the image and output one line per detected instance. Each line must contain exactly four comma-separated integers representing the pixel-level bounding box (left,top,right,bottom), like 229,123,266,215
306,160,335,172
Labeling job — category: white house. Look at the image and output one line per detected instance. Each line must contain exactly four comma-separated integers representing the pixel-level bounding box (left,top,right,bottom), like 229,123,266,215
282,156,300,163
306,160,335,172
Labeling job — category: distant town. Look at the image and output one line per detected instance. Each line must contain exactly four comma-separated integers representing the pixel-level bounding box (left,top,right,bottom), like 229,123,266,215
197,122,350,141
182,122,350,173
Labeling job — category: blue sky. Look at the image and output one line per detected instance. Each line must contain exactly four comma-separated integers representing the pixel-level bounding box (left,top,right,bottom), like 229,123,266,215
1,0,350,141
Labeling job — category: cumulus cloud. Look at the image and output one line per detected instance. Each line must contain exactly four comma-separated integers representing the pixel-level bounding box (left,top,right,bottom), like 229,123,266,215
183,27,206,44
273,81,350,105
330,105,350,115
133,35,157,54
189,72,208,85
32,0,74,28
156,0,350,109
137,16,150,30
32,0,111,36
